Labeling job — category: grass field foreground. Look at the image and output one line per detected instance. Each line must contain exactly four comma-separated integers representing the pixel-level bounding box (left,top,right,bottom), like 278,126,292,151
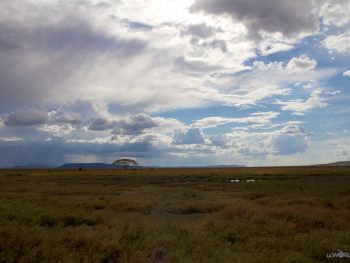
0,167,350,262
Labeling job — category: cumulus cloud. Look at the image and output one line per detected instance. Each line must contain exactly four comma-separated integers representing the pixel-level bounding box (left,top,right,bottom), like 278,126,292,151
172,128,205,145
190,0,323,38
4,109,49,126
209,134,230,148
88,114,158,135
113,114,158,135
286,55,317,72
271,125,308,155
322,31,350,54
321,0,350,27
343,70,350,77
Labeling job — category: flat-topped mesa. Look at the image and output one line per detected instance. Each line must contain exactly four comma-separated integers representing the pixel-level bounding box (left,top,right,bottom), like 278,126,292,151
113,158,139,169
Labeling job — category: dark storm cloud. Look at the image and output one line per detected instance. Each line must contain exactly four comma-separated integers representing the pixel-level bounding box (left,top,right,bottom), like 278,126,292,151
113,114,158,135
0,138,164,167
88,117,115,131
36,21,146,57
4,109,49,126
0,9,146,110
181,23,216,39
0,39,21,51
190,0,324,38
88,114,158,135
3,105,84,127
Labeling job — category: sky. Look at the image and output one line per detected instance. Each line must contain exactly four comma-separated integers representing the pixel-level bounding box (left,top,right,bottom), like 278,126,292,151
0,0,349,167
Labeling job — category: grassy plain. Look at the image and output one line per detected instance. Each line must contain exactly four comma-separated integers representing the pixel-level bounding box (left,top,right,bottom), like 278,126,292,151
0,166,350,262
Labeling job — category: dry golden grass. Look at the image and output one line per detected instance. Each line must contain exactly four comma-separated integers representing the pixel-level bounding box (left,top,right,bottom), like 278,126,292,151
0,166,350,262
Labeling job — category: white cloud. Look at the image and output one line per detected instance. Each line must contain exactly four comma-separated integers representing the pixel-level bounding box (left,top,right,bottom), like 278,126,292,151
276,90,327,115
323,31,350,54
286,55,317,73
152,117,184,135
343,70,350,77
0,136,23,142
193,111,279,129
334,149,348,157
321,0,350,27
208,57,335,108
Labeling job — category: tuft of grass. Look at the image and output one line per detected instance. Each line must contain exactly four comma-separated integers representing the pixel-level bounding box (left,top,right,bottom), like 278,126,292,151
167,202,222,214
38,215,57,227
62,215,101,227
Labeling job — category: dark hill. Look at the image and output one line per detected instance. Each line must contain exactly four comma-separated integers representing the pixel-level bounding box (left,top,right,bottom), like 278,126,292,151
59,163,141,169
318,161,350,167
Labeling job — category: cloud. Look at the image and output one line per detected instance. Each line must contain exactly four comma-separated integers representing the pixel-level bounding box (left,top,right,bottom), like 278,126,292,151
322,31,350,54
276,91,327,115
181,23,216,39
286,55,317,72
334,149,348,157
0,136,167,167
88,114,158,135
271,125,308,155
209,134,230,148
112,114,158,135
4,109,49,126
1,0,327,116
321,0,350,27
209,56,335,108
0,0,348,167
52,113,82,125
88,117,114,131
343,70,350,77
190,0,323,38
0,39,21,52
0,2,147,110
194,111,279,129
174,56,224,74
172,128,205,145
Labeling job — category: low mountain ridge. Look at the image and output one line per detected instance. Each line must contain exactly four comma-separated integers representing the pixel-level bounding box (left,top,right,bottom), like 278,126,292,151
59,163,142,169
316,161,350,167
